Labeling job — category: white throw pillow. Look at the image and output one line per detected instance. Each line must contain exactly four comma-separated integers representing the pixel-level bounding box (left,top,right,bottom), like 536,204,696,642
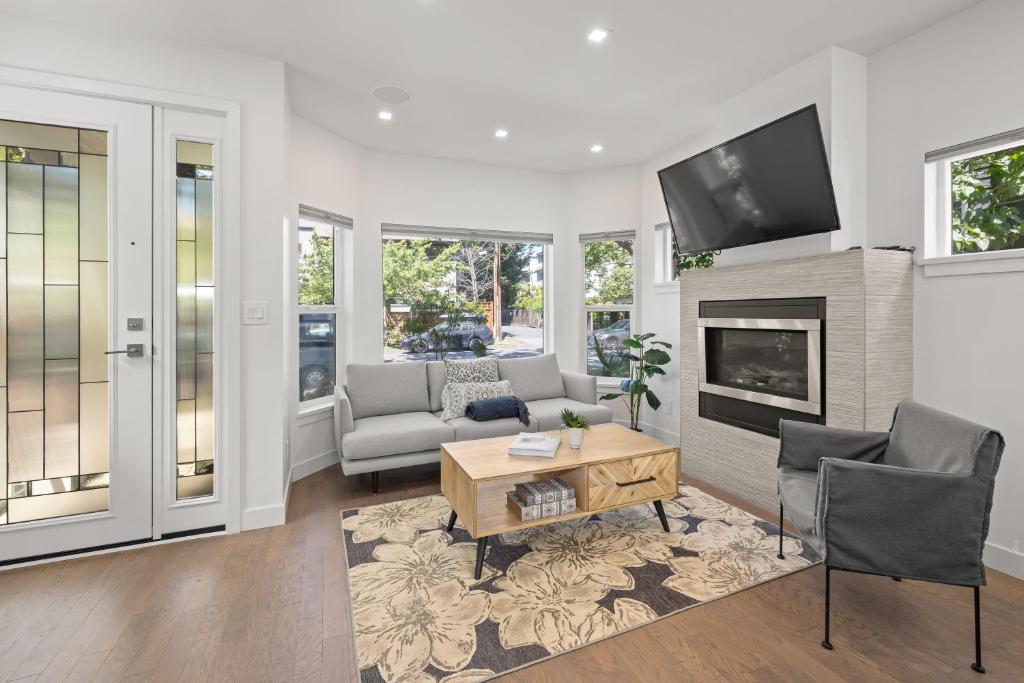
444,356,499,383
440,380,512,421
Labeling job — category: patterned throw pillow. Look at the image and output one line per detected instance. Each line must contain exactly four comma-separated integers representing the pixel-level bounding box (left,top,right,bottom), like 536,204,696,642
440,380,512,421
444,357,499,383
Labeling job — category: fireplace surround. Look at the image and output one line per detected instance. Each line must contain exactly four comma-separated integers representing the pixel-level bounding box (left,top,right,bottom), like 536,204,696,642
698,298,825,436
679,249,913,511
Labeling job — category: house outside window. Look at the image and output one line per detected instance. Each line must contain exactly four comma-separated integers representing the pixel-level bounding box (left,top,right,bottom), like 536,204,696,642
297,206,350,403
582,231,636,378
381,224,551,363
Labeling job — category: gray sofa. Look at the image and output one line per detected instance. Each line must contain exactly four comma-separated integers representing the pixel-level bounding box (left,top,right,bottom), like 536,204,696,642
333,354,613,483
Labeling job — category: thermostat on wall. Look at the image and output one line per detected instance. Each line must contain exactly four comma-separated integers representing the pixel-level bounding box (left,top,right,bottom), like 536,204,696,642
243,301,269,325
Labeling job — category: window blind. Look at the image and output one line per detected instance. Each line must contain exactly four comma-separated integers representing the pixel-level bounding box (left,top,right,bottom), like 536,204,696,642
578,229,636,244
381,222,553,245
299,204,353,228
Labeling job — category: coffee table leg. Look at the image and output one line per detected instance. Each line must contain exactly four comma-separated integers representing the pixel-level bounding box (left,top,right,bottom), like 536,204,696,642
653,500,670,532
446,510,457,532
474,536,488,580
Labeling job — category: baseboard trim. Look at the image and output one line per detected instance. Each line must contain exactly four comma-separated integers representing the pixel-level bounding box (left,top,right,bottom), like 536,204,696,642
241,503,286,531
612,419,680,446
984,541,1024,580
290,449,340,482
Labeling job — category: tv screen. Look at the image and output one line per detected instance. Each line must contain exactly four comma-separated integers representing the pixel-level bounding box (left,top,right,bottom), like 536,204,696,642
658,105,840,256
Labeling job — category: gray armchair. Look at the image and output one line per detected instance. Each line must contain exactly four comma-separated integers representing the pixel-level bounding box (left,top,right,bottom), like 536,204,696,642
777,400,1003,673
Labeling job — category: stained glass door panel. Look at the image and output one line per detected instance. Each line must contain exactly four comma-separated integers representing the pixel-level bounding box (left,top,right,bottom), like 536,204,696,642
0,86,152,562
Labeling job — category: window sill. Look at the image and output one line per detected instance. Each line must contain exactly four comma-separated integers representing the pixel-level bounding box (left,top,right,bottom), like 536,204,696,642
653,281,680,294
595,377,627,390
918,248,1024,277
297,399,333,426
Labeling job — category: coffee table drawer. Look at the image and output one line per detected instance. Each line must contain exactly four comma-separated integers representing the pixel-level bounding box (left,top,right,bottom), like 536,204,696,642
587,450,677,510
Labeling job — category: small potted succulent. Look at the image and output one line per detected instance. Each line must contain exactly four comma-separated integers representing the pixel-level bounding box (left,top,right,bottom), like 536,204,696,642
560,409,590,449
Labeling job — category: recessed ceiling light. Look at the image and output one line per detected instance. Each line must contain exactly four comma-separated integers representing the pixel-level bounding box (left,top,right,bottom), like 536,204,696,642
590,144,603,153
494,129,509,139
588,28,610,43
378,110,393,121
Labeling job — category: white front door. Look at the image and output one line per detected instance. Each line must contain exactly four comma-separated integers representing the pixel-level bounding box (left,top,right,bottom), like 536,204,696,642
0,85,153,562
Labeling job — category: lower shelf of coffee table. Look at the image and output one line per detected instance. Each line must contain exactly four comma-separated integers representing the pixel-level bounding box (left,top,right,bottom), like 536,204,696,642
469,460,676,538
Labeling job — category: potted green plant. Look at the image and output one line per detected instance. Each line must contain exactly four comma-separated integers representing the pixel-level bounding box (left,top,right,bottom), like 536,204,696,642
560,409,590,449
600,333,672,431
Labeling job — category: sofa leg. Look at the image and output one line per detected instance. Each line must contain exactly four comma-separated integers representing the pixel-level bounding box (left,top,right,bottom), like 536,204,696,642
971,586,985,674
371,471,380,494
777,501,785,560
822,565,834,651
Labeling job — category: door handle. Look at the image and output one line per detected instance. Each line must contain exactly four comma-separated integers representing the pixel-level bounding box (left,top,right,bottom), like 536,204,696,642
105,343,145,358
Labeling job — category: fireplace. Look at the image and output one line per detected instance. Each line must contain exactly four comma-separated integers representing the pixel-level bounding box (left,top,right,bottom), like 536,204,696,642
698,298,825,436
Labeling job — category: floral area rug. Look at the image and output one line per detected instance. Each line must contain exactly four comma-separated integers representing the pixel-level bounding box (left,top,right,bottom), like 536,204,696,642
341,485,817,682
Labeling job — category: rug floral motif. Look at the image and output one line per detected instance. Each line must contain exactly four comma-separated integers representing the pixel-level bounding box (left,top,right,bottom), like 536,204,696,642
341,485,816,682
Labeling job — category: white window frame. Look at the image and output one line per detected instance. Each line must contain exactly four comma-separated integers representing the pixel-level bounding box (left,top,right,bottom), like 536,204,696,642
580,231,637,384
297,205,351,410
653,221,680,291
922,128,1024,277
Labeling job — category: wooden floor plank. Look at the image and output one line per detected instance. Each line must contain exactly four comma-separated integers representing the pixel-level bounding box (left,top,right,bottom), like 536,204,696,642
0,463,1021,682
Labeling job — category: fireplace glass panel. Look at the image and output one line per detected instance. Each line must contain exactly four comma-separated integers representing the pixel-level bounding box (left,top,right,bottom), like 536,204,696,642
705,328,808,401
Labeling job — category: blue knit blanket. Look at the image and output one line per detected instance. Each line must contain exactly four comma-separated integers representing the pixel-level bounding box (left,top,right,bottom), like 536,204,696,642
465,395,530,425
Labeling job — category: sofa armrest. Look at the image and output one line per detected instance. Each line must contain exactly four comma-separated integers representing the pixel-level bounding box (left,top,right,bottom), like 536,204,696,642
777,420,888,472
816,458,988,584
334,385,355,454
561,370,597,405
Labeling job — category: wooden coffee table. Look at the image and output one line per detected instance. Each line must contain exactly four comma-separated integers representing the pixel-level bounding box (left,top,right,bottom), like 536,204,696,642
440,422,680,578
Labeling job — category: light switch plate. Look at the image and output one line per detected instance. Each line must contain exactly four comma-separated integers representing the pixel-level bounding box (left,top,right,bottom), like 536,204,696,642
243,301,269,325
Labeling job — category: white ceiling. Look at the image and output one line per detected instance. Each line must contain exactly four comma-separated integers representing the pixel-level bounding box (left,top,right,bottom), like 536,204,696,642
1,0,980,171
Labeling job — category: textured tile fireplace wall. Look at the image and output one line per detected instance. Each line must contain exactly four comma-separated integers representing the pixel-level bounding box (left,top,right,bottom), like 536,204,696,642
679,249,913,509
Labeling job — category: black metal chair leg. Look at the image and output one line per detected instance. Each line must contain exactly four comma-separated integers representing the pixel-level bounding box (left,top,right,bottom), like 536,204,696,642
446,510,457,533
474,536,488,580
653,500,670,532
777,501,785,559
822,565,834,650
971,586,985,674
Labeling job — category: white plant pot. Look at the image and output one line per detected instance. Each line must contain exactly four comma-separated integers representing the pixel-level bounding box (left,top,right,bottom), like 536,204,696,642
567,428,584,449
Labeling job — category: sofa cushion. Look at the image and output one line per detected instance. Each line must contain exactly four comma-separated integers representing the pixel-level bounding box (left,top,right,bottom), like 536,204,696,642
526,397,613,431
427,361,446,413
346,361,430,419
445,356,499,383
497,354,566,402
341,412,454,461
449,415,539,441
440,380,512,421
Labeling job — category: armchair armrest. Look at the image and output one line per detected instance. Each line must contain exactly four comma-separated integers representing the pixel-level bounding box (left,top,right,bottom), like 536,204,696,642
561,370,597,405
777,421,888,471
334,385,354,454
816,458,990,585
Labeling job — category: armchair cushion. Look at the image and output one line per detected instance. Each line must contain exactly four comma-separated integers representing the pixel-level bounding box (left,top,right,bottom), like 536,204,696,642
816,458,991,585
778,421,889,471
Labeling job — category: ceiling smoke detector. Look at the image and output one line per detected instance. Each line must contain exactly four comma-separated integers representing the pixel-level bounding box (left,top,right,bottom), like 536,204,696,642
372,86,410,104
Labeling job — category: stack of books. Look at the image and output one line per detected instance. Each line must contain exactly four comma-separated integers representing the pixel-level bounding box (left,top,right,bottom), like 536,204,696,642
507,432,561,458
506,478,576,521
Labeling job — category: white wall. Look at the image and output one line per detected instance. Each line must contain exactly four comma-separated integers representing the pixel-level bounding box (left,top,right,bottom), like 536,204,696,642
868,0,1024,576
0,16,291,529
636,46,868,441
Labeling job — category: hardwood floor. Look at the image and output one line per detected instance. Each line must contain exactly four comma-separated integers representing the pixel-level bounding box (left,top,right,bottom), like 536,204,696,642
0,463,1021,681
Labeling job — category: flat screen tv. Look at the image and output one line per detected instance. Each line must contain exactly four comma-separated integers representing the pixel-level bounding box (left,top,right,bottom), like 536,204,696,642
658,105,840,256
